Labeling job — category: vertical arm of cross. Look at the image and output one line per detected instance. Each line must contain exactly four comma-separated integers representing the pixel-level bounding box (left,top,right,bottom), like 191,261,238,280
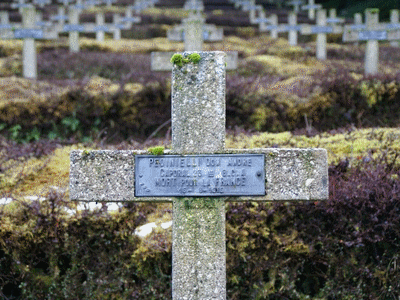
288,12,298,46
316,9,327,60
390,9,399,47
364,9,380,75
112,14,121,40
22,6,37,79
95,12,105,42
53,6,67,29
182,14,204,51
68,7,80,52
171,52,227,299
0,11,10,29
269,13,278,38
70,51,329,300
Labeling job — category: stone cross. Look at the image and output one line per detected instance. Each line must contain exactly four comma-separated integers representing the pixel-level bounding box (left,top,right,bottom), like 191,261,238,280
343,8,400,75
390,9,399,47
70,51,329,299
352,12,363,46
184,0,204,12
167,13,223,46
258,13,279,39
131,0,155,14
62,7,140,52
95,12,106,42
120,6,141,26
50,6,69,30
57,0,74,5
0,5,58,79
277,12,301,46
252,9,270,31
287,0,303,13
151,14,237,71
33,0,51,7
103,0,116,6
243,1,263,24
0,11,12,31
300,9,342,60
11,0,29,13
326,8,344,25
301,0,322,20
83,0,101,9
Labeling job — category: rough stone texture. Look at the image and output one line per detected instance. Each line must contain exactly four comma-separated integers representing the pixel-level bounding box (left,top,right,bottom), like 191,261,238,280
316,9,327,60
288,12,298,46
173,198,226,300
69,148,328,202
343,9,400,75
22,6,37,79
68,8,80,53
69,51,329,300
364,9,379,75
151,51,238,71
167,24,223,42
172,51,226,154
171,51,227,300
96,12,105,42
183,15,203,51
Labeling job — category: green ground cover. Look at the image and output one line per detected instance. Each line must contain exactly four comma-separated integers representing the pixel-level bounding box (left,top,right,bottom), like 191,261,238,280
1,6,400,298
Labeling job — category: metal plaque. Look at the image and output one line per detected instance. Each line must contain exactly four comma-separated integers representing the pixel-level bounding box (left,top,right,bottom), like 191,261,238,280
302,4,322,9
135,154,265,197
121,17,141,23
14,29,43,39
358,30,387,41
63,24,84,32
265,25,279,30
93,25,111,32
254,18,271,23
326,18,343,23
312,26,333,34
0,24,12,29
115,23,128,29
278,25,302,32
386,24,400,30
350,24,366,30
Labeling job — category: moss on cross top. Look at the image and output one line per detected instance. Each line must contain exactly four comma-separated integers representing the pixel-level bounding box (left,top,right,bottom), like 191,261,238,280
147,146,165,155
170,53,201,67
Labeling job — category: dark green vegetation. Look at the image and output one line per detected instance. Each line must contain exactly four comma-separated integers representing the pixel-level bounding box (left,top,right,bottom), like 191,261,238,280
1,0,400,299
1,151,399,299
1,44,400,143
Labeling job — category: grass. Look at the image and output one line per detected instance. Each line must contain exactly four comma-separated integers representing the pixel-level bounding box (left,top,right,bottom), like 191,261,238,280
1,127,399,199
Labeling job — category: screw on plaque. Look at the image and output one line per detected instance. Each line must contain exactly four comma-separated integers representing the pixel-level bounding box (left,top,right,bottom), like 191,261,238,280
256,171,262,177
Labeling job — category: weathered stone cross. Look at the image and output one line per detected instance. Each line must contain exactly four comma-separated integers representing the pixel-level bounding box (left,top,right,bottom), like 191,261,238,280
0,5,58,79
343,8,400,75
300,9,343,60
70,51,329,299
151,12,237,72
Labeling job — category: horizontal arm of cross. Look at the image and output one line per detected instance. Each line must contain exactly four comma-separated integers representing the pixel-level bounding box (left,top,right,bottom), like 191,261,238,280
70,148,328,202
151,51,238,71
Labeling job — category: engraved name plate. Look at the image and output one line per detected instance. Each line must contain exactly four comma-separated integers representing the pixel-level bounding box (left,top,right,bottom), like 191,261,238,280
358,30,387,40
14,29,43,39
135,154,265,197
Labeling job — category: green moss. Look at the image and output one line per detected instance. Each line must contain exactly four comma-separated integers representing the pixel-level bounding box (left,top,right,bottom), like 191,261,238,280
148,146,165,155
227,128,400,166
170,54,184,67
368,8,379,14
187,53,201,64
170,53,201,67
